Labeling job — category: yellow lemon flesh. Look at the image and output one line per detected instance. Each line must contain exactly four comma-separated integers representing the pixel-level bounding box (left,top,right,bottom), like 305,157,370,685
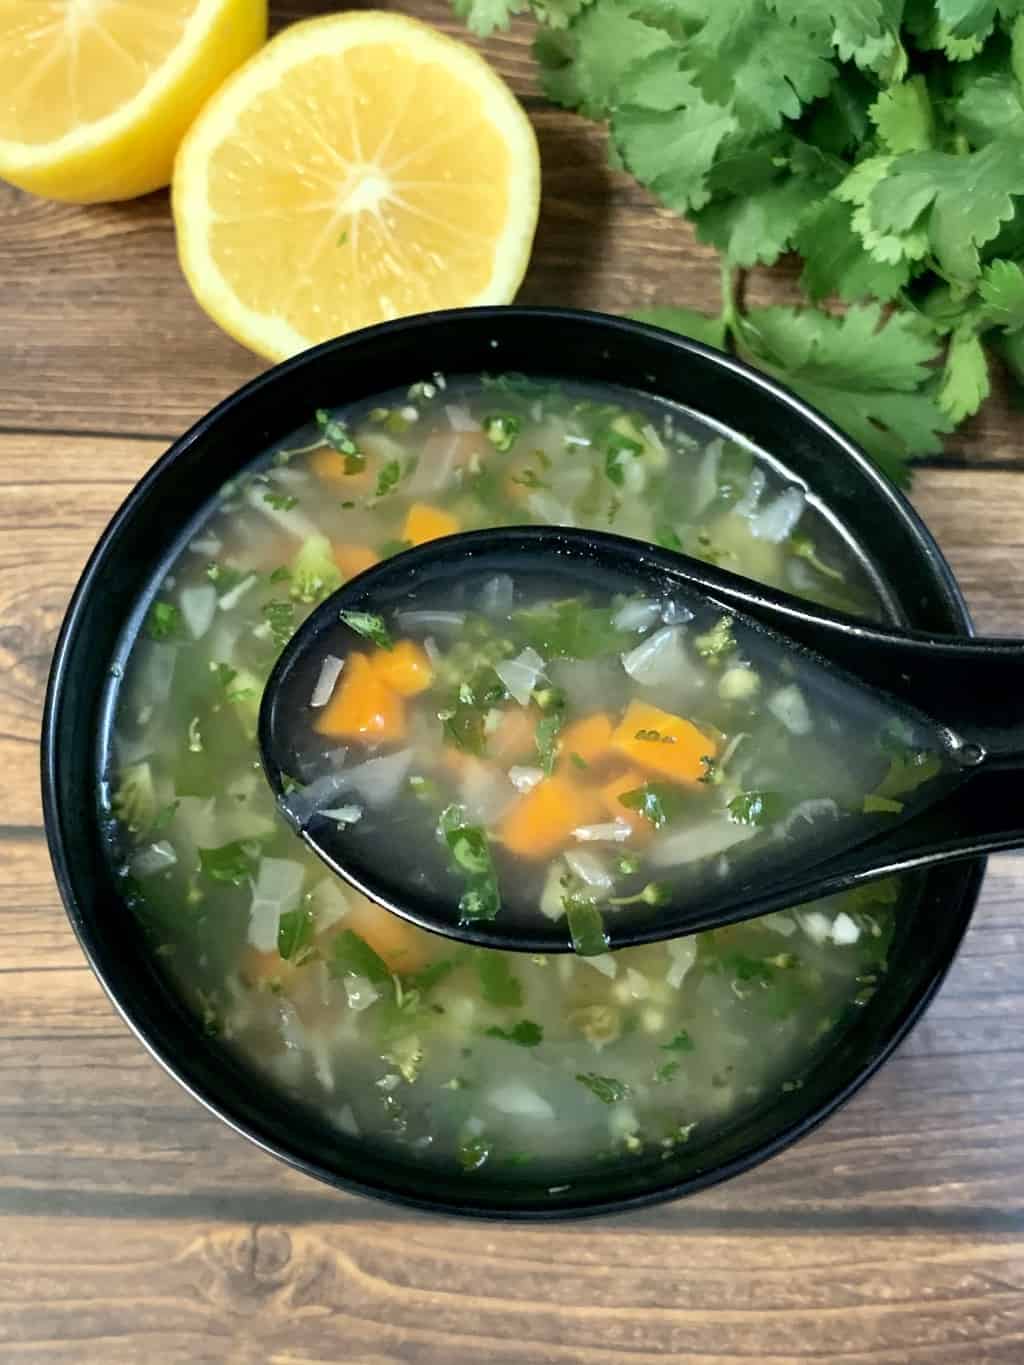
0,0,267,203
172,12,541,361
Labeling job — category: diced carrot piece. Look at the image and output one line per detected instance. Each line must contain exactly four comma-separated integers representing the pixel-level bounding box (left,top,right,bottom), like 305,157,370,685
599,767,654,841
240,946,297,988
500,775,602,861
315,651,405,743
310,446,372,492
341,893,436,973
489,704,540,764
403,502,461,545
334,544,379,579
610,699,716,785
371,639,434,696
558,712,615,769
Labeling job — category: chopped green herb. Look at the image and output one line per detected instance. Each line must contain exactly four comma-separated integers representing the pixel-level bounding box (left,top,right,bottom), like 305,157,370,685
339,609,393,650
315,408,365,473
789,535,844,582
604,429,643,486
653,1060,681,1085
483,413,521,451
457,1134,491,1171
146,601,182,641
440,805,501,923
263,490,298,512
210,661,238,691
864,793,904,814
634,728,676,744
694,615,737,659
661,1029,695,1053
535,707,565,776
512,597,633,660
510,467,549,490
728,790,786,828
337,229,348,246
262,599,295,649
268,565,291,584
608,881,671,908
617,783,687,830
576,1073,630,1105
206,563,245,592
151,800,180,833
477,955,523,1007
278,908,315,962
198,840,259,886
565,897,609,957
656,525,684,552
485,1020,543,1047
697,755,719,785
374,460,402,498
408,774,442,803
330,929,391,983
569,751,589,770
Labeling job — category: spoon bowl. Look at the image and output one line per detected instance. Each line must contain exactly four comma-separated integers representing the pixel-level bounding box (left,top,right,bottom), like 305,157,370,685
260,525,1022,953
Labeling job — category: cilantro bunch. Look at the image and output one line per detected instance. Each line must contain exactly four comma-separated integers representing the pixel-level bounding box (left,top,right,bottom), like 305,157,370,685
455,0,1024,483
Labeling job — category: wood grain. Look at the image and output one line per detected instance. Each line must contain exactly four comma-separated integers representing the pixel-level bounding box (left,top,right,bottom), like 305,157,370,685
3,0,1024,1358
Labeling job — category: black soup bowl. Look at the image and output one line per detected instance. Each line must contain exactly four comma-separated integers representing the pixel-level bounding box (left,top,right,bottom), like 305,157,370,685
42,307,982,1219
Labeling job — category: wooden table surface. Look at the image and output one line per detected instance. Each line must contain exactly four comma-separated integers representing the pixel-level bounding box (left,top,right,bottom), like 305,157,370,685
3,4,1024,1361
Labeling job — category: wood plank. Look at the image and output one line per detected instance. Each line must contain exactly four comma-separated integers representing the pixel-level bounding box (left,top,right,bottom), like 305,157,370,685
0,834,1023,1361
0,0,1018,464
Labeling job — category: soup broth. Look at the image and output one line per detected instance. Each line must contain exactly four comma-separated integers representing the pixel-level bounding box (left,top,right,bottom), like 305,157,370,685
105,374,917,1185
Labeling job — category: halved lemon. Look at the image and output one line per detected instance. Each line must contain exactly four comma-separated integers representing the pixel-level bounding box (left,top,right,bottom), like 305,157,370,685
0,0,267,203
172,12,541,361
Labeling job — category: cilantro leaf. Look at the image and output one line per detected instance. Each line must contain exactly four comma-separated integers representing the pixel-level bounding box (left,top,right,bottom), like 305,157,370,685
727,790,786,827
439,805,502,923
534,1,672,119
576,1072,630,1104
199,840,259,886
735,304,951,483
867,141,1024,283
339,610,393,650
661,1028,696,1053
146,601,182,641
330,928,391,983
694,176,824,268
452,0,524,36
278,908,315,962
485,1020,544,1046
868,75,934,154
938,322,991,422
611,54,737,215
953,73,1024,146
979,258,1024,330
794,199,911,302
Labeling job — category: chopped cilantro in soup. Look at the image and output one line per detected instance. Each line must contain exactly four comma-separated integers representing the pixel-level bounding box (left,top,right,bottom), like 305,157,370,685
105,374,910,1185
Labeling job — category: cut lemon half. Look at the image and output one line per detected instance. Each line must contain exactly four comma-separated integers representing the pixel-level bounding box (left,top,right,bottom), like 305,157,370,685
172,12,541,361
0,0,267,203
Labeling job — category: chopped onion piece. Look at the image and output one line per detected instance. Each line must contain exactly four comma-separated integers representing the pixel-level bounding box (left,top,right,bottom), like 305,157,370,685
460,763,515,825
218,573,258,612
247,857,304,952
245,483,319,539
539,862,567,920
564,849,613,892
395,609,465,636
613,598,662,633
344,749,414,808
583,954,618,979
649,817,756,868
189,533,222,556
310,654,344,708
311,878,349,930
479,573,515,616
762,912,796,937
509,765,544,793
343,974,381,1011
734,466,767,518
692,438,722,515
768,683,813,735
572,819,633,843
180,584,216,640
661,598,693,625
666,936,698,988
320,804,363,826
526,488,575,526
487,1083,555,1120
336,1103,360,1136
777,798,840,840
423,635,442,668
310,1035,335,1092
624,967,650,999
831,911,861,945
494,646,546,706
129,840,177,879
445,403,477,431
133,642,177,704
750,486,806,542
281,771,351,829
621,625,688,687
799,910,832,946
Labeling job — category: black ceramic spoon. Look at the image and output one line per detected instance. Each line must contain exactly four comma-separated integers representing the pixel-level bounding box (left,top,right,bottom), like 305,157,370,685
259,527,1024,954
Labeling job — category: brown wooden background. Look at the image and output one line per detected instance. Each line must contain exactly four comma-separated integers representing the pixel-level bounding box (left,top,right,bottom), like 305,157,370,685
2,3,1024,1360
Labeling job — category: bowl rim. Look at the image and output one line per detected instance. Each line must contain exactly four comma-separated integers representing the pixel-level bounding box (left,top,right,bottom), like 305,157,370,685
41,305,985,1219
